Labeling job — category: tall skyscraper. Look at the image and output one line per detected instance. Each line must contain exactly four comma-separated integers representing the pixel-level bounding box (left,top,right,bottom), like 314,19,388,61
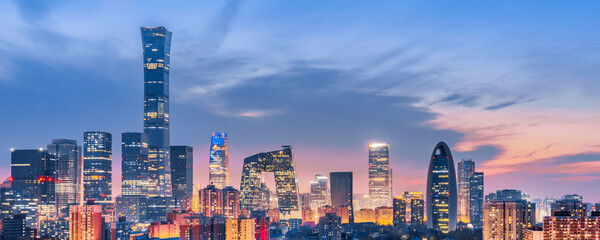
426,141,458,233
457,158,474,223
121,133,149,196
69,199,104,240
310,174,329,210
171,145,193,199
469,172,484,228
368,143,392,208
141,26,172,197
47,139,82,215
240,146,299,213
209,132,229,189
330,172,354,223
83,131,112,204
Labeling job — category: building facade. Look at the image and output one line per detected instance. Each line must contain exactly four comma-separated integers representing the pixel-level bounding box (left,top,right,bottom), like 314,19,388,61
393,196,406,227
121,133,149,196
469,171,484,227
425,141,458,233
209,132,229,189
223,186,240,219
69,200,104,240
368,143,392,208
83,131,112,204
457,158,474,223
141,26,173,197
330,172,354,223
47,139,81,214
171,145,194,199
200,184,223,217
543,213,600,239
310,174,329,211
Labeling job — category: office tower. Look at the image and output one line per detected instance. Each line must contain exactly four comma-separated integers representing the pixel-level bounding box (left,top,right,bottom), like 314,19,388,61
115,195,147,223
240,146,299,213
47,139,82,214
457,158,474,223
200,184,223,217
146,196,177,222
0,178,14,219
469,172,484,228
39,219,69,240
311,174,329,210
170,145,194,200
1,214,27,239
121,133,149,196
141,26,172,197
354,209,376,223
393,196,406,227
543,212,600,239
330,172,354,223
368,143,392,208
561,194,583,203
11,149,55,227
375,206,394,226
209,133,229,189
83,131,112,204
111,217,133,240
318,212,342,240
226,218,256,240
486,189,529,202
551,200,588,217
410,197,425,226
483,201,537,239
70,199,104,240
223,186,240,218
426,141,458,233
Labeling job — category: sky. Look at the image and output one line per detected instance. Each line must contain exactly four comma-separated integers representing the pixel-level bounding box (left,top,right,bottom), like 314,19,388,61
1,1,599,202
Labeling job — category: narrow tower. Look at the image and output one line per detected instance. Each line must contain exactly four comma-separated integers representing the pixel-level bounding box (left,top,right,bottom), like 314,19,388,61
426,141,458,233
209,132,229,189
368,143,392,208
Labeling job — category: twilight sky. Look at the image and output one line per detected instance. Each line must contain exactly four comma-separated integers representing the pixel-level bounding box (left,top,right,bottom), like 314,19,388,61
1,1,599,202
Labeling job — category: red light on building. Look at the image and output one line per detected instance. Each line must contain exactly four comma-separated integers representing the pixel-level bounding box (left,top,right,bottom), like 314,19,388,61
8,176,14,182
39,176,46,182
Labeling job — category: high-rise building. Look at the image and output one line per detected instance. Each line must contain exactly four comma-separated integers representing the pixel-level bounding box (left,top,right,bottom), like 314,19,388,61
543,212,600,239
223,186,240,219
551,200,588,217
47,139,82,215
39,219,69,240
69,199,104,240
457,158,474,223
368,143,392,208
83,131,112,204
209,133,229,189
200,184,223,217
318,212,342,240
524,227,543,240
469,172,484,228
121,133,149,196
310,174,329,211
240,146,299,213
410,197,425,226
171,145,194,200
330,172,354,223
483,201,537,240
146,196,177,222
251,211,270,240
141,26,172,197
226,218,255,240
1,214,28,239
393,196,406,227
426,141,458,233
115,195,147,223
486,189,529,202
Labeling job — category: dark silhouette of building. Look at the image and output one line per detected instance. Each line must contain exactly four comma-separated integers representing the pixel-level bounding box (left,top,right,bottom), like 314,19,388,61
330,172,354,223
426,141,458,233
469,172,484,228
170,145,193,200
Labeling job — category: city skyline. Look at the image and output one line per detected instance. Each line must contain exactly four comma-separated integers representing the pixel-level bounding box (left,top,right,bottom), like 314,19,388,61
1,1,600,204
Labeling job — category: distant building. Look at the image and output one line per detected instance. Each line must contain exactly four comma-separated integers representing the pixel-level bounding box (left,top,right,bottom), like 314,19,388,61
457,158,474,223
1,214,27,240
70,200,104,240
115,195,147,223
392,196,406,227
318,212,342,240
39,219,69,240
223,186,240,219
200,184,223,217
148,221,179,239
171,145,194,201
47,139,82,214
486,189,529,202
469,172,484,227
410,197,425,226
251,211,270,240
146,196,177,222
226,218,255,240
209,133,229,189
543,213,600,239
524,227,543,240
240,146,299,213
426,142,458,233
483,201,536,240
330,172,354,223
83,131,113,204
551,199,587,217
311,174,330,210
354,209,376,223
111,216,133,240
368,143,392,208
335,205,350,224
121,133,149,197
375,206,393,226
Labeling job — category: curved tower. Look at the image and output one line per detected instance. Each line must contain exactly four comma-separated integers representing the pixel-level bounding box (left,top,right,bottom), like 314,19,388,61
426,141,457,233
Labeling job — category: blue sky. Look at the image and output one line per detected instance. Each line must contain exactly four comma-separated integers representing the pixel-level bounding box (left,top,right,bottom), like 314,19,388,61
1,0,599,202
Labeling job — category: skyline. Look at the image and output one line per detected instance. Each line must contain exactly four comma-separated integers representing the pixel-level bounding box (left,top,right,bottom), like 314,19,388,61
1,1,600,203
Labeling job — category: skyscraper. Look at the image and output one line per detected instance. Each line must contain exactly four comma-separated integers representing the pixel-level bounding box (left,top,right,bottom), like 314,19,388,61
410,197,425,226
393,196,407,227
141,26,172,197
469,172,484,228
47,139,82,215
121,133,149,196
83,131,112,204
457,158,474,223
310,174,329,211
318,213,342,240
239,146,299,213
209,132,229,189
200,184,223,217
223,186,240,219
426,141,458,233
170,145,193,199
368,143,392,208
330,172,354,223
69,199,104,240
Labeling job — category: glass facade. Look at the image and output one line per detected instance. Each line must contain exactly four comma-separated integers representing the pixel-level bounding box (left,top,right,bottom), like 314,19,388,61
239,146,299,213
330,171,354,223
170,145,193,199
426,141,458,233
310,174,329,210
121,132,149,196
83,131,112,204
209,132,229,189
47,139,81,215
368,143,392,208
457,158,475,223
469,172,484,227
141,26,172,197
